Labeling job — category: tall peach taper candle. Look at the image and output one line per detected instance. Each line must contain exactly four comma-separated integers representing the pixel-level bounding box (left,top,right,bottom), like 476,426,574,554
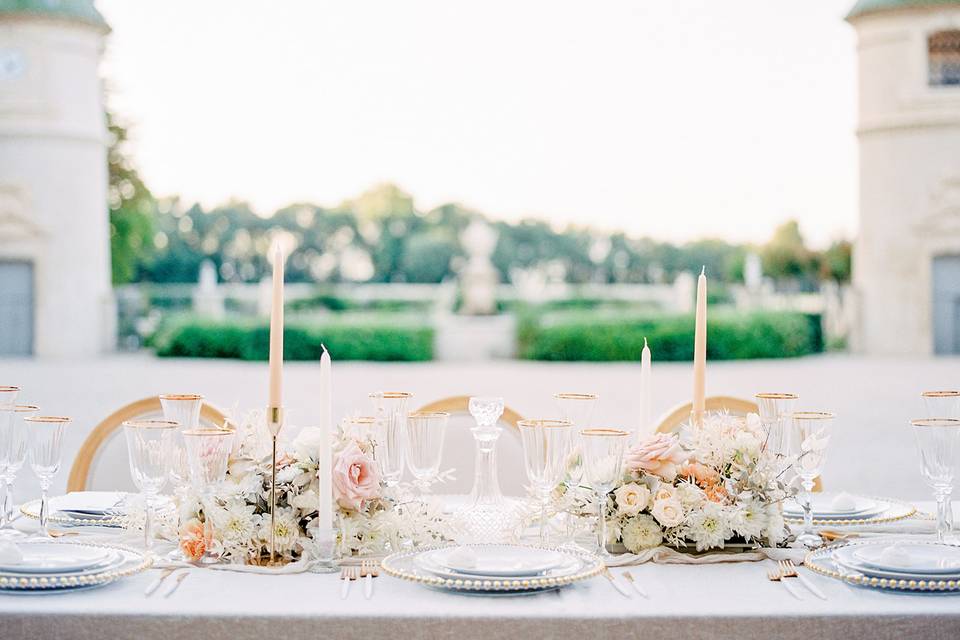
268,245,284,412
639,337,652,439
692,266,707,425
318,344,333,530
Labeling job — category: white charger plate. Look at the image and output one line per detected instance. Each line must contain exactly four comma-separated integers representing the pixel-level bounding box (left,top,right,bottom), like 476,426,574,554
0,542,151,593
806,539,960,594
0,543,116,574
20,492,175,528
783,494,881,518
851,542,960,574
422,545,569,577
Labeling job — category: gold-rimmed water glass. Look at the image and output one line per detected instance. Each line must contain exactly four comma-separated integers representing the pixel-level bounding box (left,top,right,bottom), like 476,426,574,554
553,393,597,485
406,411,450,495
123,419,177,551
26,415,70,539
160,394,203,494
368,392,411,487
580,428,629,557
345,416,376,442
791,411,834,549
0,404,38,539
183,428,235,562
922,391,960,419
755,393,798,458
910,418,960,542
519,419,572,544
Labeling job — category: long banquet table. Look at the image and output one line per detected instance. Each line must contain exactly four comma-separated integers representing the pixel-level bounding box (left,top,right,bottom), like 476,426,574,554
2,502,959,640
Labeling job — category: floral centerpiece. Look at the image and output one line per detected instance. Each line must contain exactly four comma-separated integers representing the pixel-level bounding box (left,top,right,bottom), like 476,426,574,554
565,412,794,555
175,410,451,565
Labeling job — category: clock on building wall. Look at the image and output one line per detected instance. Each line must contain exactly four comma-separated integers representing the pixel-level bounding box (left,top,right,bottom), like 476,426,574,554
0,49,25,81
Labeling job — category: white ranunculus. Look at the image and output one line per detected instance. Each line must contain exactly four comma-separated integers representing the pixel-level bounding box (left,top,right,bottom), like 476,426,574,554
675,482,706,509
651,497,685,528
614,483,651,516
291,489,318,513
292,426,326,460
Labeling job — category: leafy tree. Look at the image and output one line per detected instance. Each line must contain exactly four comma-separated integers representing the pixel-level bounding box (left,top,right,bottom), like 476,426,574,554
107,112,155,283
760,220,816,284
819,239,852,283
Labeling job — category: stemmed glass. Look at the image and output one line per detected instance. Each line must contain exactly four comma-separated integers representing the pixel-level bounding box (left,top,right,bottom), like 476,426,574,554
183,428,235,562
580,428,629,558
909,418,960,542
0,405,38,539
405,412,449,496
369,392,411,488
921,391,960,535
123,419,177,552
0,387,18,408
26,416,70,539
160,394,204,496
791,411,834,549
554,393,597,545
755,393,798,460
518,419,572,544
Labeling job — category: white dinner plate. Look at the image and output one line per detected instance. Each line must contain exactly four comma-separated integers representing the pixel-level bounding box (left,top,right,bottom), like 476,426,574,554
783,494,880,518
0,542,116,574
832,544,960,582
417,549,580,581
421,545,569,577
851,542,960,574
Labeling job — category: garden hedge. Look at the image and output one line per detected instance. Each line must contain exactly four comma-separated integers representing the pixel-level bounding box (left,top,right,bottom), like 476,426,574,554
519,311,822,361
154,319,433,362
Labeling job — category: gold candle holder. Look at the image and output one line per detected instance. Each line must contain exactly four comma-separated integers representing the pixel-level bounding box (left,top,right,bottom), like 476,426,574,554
267,406,284,565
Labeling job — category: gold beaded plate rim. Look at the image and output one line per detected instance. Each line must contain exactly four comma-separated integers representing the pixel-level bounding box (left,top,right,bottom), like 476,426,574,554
19,493,176,528
804,538,960,594
0,541,152,591
381,543,604,594
783,494,916,527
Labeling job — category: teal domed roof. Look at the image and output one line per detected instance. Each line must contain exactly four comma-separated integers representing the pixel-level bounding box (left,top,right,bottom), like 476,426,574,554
0,0,107,30
848,0,960,20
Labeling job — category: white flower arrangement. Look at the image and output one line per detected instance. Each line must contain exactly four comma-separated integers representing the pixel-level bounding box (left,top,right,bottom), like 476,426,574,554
570,412,794,554
175,409,453,565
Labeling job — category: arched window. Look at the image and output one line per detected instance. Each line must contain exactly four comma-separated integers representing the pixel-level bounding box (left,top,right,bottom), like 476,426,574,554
929,30,960,86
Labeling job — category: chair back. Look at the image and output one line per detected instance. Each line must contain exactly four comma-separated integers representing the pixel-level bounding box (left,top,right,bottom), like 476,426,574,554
66,397,228,492
414,395,526,496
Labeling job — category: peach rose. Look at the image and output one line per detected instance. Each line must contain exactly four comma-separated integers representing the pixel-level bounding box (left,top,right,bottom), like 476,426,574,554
680,461,721,486
703,482,729,504
179,518,211,562
625,433,686,481
332,442,381,511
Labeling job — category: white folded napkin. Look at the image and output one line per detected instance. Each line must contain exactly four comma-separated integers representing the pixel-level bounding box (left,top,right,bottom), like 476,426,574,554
54,491,125,516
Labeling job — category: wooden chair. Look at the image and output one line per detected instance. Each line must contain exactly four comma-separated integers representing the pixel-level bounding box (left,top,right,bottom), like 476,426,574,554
66,396,228,492
654,395,822,492
655,395,759,434
415,395,524,431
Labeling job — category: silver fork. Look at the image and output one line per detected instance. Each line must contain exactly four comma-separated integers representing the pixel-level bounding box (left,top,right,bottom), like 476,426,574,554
779,559,826,600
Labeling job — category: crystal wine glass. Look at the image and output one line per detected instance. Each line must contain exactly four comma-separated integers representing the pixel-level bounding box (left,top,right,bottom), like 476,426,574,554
755,393,798,468
518,419,572,544
26,415,70,539
0,386,19,408
554,393,597,546
406,411,449,495
580,428,629,558
368,392,411,487
160,394,203,495
910,418,960,542
123,419,177,551
183,428,235,562
790,411,834,549
0,404,38,539
921,391,960,535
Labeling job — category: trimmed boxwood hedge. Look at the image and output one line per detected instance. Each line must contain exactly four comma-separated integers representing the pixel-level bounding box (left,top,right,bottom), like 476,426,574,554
519,312,822,361
154,320,433,362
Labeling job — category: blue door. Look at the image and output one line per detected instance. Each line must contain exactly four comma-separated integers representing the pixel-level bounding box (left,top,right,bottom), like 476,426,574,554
0,262,33,356
933,255,960,355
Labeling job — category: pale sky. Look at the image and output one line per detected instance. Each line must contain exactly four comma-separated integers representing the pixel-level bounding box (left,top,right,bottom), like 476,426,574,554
98,0,859,247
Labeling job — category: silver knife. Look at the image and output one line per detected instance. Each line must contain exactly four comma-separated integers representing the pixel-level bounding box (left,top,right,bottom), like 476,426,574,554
794,571,827,600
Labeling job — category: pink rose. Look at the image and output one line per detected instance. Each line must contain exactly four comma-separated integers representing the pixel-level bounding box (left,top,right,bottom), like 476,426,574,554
332,442,381,511
625,433,686,481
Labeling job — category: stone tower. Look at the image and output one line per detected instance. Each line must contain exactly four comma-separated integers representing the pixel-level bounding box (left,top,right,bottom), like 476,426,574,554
848,0,960,355
0,1,112,356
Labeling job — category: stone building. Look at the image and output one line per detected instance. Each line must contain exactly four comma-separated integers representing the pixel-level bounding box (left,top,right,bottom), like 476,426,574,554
848,0,960,355
0,1,112,356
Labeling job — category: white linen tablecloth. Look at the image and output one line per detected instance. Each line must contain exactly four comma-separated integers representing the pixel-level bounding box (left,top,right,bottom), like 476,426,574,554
1,502,959,640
